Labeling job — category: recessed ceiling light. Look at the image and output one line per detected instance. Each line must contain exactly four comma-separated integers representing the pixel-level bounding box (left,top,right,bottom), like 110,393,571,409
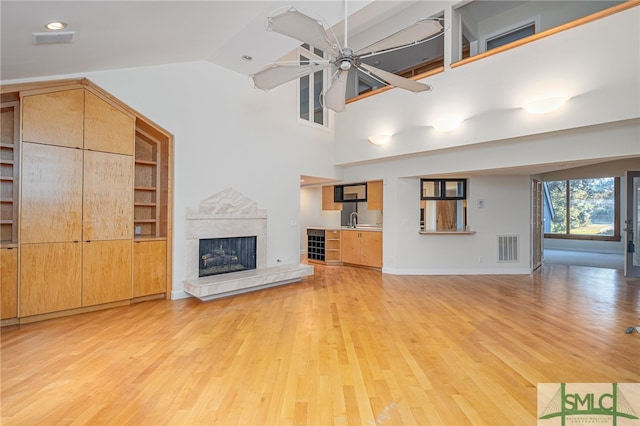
45,21,67,30
241,55,253,62
523,95,567,114
433,116,463,132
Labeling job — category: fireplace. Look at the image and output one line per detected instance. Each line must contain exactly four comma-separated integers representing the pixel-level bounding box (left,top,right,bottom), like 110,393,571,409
184,188,314,301
199,236,256,277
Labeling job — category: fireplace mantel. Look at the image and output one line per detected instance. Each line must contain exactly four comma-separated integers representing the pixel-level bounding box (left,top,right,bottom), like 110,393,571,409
183,188,312,300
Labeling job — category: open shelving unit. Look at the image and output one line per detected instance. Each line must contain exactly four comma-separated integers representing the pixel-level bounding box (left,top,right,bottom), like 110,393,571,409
325,229,342,264
0,100,19,246
134,120,169,240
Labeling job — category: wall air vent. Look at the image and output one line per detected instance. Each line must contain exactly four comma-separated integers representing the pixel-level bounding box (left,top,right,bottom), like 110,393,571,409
32,31,75,45
497,235,519,262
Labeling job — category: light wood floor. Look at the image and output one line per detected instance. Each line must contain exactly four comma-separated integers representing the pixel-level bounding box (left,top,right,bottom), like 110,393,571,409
2,263,639,425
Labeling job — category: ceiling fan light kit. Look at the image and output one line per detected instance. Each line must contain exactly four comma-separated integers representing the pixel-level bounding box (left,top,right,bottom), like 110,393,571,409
250,3,444,112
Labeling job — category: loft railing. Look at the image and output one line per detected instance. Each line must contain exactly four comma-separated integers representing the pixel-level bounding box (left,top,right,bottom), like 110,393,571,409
346,0,638,106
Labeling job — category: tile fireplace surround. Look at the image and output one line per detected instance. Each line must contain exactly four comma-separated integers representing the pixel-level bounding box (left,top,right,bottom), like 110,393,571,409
183,188,313,301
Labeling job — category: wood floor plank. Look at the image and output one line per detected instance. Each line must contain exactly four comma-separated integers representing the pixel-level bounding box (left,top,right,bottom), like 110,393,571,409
2,263,639,425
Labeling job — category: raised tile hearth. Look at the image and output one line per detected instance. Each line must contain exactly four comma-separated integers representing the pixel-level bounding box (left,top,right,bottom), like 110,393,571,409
184,264,313,301
183,188,313,300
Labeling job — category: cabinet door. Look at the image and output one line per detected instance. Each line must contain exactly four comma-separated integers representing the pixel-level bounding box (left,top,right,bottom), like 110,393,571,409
367,180,383,211
84,91,134,155
133,240,167,297
83,150,133,241
20,242,82,316
22,89,84,148
360,231,382,268
341,230,360,264
322,186,342,211
1,247,18,319
82,239,132,306
21,143,83,244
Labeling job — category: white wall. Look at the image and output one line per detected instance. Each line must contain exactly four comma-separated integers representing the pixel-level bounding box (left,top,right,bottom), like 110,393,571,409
333,7,639,166
335,158,533,274
52,61,340,299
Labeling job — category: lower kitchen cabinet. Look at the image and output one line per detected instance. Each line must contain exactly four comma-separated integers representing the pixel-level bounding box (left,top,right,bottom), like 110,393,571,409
133,240,167,297
1,247,18,320
341,230,382,268
82,239,132,306
20,242,82,317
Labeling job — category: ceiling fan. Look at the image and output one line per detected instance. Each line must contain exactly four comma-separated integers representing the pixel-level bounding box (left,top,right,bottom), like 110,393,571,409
250,2,444,112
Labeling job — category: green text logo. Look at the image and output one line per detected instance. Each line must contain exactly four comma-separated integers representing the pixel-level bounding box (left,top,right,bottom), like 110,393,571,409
538,383,640,426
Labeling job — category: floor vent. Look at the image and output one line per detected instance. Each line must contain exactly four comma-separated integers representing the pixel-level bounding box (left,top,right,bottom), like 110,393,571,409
32,31,75,45
498,235,519,262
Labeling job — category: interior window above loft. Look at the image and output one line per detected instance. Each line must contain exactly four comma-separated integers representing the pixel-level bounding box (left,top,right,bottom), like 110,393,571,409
298,45,327,128
486,23,535,51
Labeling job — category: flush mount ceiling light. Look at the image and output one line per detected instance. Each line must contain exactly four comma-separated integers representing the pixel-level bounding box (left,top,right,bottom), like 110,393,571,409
523,95,567,114
45,21,67,30
433,116,463,132
368,134,391,145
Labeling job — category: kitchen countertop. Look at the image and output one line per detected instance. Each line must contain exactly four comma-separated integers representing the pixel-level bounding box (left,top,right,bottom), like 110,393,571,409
308,226,383,232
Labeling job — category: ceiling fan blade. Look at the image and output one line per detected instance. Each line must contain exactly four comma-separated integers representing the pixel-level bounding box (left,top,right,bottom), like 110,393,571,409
251,62,330,91
355,19,443,56
359,63,431,93
268,7,338,57
322,70,349,112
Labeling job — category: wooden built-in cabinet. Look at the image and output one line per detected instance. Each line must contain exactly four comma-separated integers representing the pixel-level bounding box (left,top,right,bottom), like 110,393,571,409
133,240,167,297
0,247,18,320
0,78,173,324
20,242,82,317
341,230,382,269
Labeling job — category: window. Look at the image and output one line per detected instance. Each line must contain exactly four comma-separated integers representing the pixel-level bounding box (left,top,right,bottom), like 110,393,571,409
299,44,327,127
485,22,535,51
420,179,468,231
544,177,620,240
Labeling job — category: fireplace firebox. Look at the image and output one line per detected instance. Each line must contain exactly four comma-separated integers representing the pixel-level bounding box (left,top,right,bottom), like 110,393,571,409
199,236,256,277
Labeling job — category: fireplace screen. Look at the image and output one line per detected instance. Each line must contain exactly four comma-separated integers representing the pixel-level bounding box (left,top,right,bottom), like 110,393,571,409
199,236,257,277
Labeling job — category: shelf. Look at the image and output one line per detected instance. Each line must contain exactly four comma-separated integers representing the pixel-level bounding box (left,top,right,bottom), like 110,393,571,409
0,160,14,165
134,186,156,191
0,143,14,149
134,219,157,223
0,198,13,203
0,220,14,224
134,202,157,207
0,177,14,182
135,159,157,166
134,236,167,242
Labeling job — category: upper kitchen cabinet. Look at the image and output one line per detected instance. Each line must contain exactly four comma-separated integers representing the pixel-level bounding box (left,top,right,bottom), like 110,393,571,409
322,185,342,211
367,180,383,211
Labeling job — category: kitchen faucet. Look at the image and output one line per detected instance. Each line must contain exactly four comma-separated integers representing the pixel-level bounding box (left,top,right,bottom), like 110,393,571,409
349,211,358,228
